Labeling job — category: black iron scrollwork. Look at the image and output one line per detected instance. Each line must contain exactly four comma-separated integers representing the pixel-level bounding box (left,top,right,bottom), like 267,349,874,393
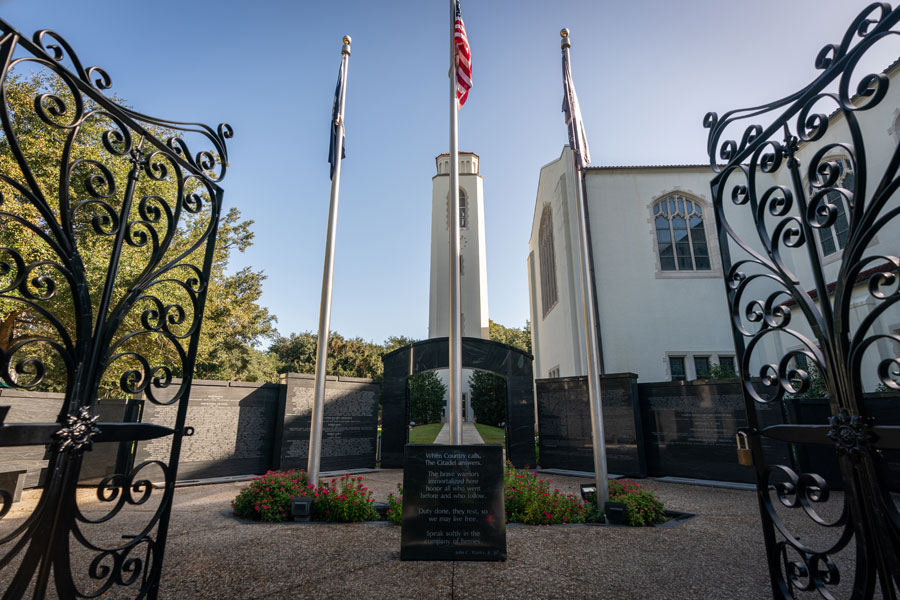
0,16,229,600
705,3,900,597
827,409,874,459
54,406,100,452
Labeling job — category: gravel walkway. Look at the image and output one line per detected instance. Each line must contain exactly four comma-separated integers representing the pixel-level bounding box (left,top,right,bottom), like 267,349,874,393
4,469,867,599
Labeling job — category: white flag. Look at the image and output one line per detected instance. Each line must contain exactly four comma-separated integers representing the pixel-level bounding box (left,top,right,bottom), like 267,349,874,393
562,51,591,169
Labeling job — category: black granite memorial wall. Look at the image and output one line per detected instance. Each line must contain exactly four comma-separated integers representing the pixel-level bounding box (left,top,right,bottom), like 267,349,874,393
536,374,646,477
787,395,900,491
381,338,535,469
136,379,282,480
401,444,506,561
273,373,379,472
639,379,791,483
2,374,381,486
534,375,801,483
0,390,132,487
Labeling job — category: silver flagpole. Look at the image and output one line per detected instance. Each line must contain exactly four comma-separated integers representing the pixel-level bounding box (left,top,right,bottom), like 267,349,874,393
561,28,608,505
448,0,463,445
309,35,351,487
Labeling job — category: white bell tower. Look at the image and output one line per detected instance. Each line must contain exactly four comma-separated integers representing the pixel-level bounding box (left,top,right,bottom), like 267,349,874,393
429,152,489,340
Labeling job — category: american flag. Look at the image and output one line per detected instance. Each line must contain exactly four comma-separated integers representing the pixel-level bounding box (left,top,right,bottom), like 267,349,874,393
454,0,472,108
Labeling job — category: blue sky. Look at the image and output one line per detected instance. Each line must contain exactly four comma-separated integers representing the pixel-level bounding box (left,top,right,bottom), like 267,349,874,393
0,0,894,345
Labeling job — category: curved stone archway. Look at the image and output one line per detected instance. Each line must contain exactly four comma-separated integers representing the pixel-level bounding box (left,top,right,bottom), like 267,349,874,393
381,337,535,468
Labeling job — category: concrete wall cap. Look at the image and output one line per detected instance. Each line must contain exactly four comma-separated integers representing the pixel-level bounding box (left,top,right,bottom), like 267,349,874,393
337,375,377,384
0,389,67,399
228,381,280,389
191,379,230,387
283,373,316,380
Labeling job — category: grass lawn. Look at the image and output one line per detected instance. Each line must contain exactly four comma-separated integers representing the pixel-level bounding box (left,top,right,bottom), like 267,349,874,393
408,423,443,444
474,424,506,445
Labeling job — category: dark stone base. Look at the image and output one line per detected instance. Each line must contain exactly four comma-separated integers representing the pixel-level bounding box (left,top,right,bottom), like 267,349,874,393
400,445,506,561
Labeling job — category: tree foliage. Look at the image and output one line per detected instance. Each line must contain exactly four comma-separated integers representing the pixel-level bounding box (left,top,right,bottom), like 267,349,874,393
268,333,421,381
469,370,506,426
383,335,417,354
192,208,277,382
269,332,386,380
489,320,531,354
0,71,275,391
408,371,445,425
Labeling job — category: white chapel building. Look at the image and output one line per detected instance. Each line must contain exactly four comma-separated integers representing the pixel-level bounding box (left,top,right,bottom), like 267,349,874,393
528,60,900,390
429,152,490,420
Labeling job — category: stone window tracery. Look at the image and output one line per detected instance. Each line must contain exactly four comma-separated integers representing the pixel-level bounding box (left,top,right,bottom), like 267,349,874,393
539,205,558,317
811,157,855,257
653,194,711,271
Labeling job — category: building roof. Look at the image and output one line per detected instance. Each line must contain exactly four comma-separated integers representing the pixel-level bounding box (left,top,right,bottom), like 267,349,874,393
784,262,895,306
435,151,479,158
584,164,715,171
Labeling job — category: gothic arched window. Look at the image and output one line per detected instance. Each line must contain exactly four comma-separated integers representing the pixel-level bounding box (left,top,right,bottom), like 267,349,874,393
812,157,854,257
653,195,711,271
539,205,558,317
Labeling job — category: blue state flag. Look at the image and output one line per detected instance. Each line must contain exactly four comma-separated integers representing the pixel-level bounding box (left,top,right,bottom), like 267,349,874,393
328,62,346,180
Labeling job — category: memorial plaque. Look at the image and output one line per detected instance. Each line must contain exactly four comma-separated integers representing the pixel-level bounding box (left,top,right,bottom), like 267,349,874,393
639,380,791,483
536,374,645,476
274,374,379,472
137,379,281,479
401,444,506,561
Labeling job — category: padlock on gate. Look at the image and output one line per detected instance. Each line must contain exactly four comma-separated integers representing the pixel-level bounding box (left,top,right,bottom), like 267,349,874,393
735,430,753,466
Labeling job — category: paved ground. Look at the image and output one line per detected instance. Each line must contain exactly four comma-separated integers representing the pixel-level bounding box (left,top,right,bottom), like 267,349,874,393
432,422,485,444
2,468,871,599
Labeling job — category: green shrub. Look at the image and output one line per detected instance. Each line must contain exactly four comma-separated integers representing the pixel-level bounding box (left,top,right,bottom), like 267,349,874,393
608,479,666,526
232,470,667,527
232,469,313,522
313,475,378,522
386,484,403,525
232,471,377,523
469,370,507,426
503,463,585,525
409,371,446,424
707,361,738,380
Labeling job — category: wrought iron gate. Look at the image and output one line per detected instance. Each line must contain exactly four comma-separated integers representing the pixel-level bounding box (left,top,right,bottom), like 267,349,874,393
0,19,230,598
705,4,900,598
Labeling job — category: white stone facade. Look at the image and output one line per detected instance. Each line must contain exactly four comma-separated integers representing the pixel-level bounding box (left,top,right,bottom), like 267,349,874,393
529,62,900,390
429,152,490,341
428,153,490,422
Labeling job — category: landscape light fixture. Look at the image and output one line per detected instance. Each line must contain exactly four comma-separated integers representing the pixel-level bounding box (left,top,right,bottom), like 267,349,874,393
604,501,628,525
580,484,597,504
291,496,312,522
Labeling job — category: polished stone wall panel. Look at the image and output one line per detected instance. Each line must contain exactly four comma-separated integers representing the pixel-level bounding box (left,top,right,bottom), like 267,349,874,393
639,380,790,483
381,338,536,469
136,379,281,480
273,373,379,473
536,374,646,477
0,391,133,487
